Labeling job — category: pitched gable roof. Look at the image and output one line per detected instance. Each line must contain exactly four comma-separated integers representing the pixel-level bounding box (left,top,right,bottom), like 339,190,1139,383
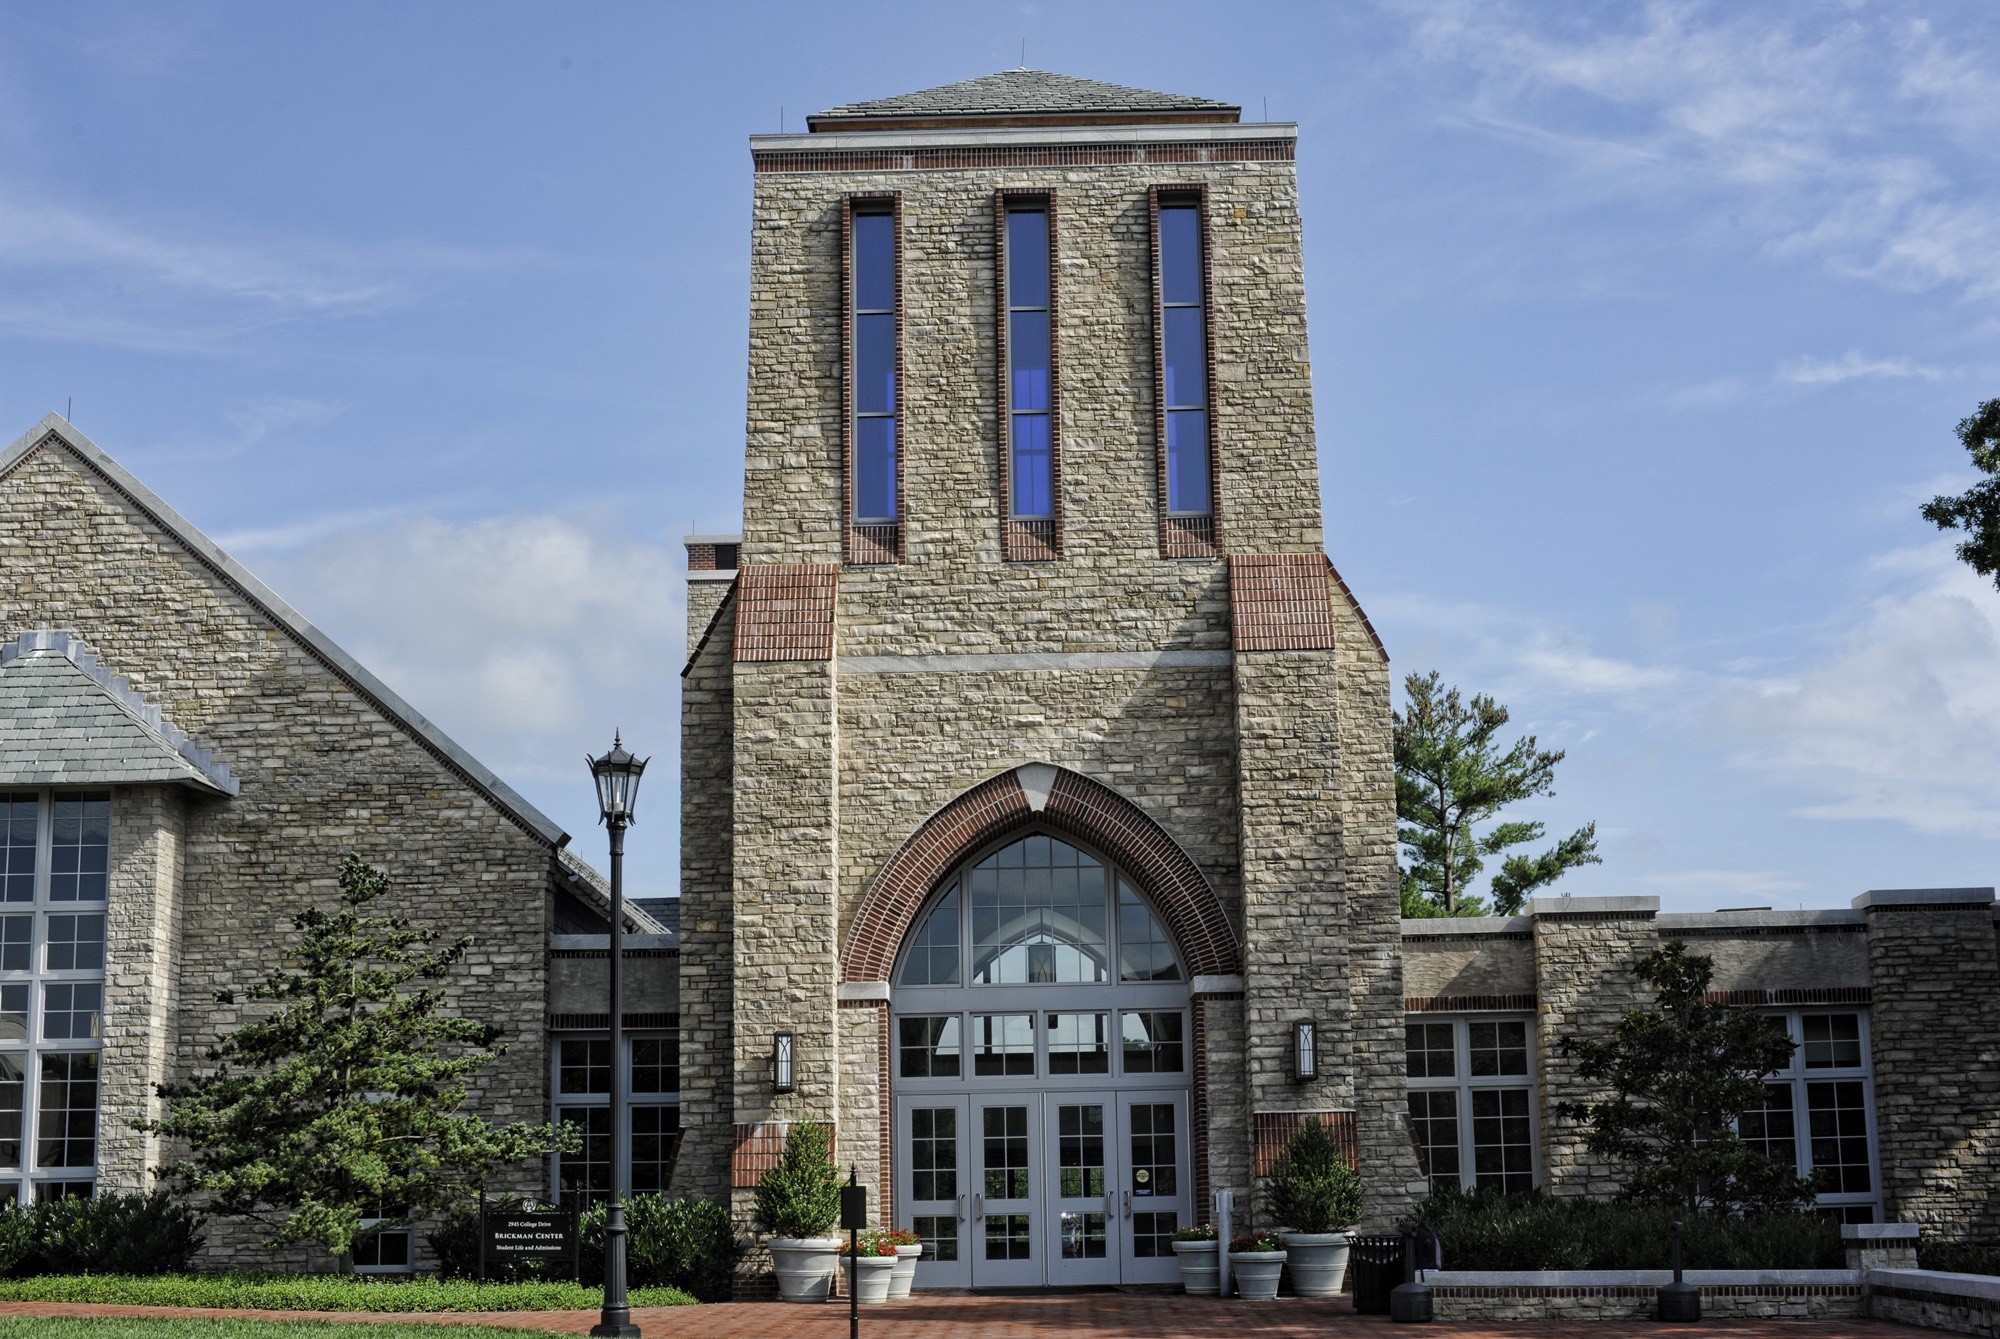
0,414,570,850
810,69,1239,131
0,632,238,794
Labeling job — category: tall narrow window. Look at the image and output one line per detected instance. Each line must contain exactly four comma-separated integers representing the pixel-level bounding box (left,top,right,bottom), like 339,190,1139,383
1155,196,1211,524
849,199,899,549
1006,203,1053,520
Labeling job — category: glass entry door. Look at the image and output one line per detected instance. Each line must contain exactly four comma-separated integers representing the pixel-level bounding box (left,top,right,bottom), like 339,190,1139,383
1117,1092,1190,1285
899,1091,1189,1287
1047,1094,1118,1284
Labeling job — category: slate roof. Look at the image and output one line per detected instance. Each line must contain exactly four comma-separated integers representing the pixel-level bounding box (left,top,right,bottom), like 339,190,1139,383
810,69,1239,128
0,633,237,794
557,846,669,937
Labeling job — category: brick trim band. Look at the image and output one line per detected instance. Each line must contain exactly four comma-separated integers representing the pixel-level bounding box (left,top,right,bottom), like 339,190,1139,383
755,140,1295,174
1252,1110,1358,1176
1405,993,1539,1013
733,564,837,662
546,1011,679,1030
1701,987,1873,1007
840,765,1240,982
1229,554,1338,652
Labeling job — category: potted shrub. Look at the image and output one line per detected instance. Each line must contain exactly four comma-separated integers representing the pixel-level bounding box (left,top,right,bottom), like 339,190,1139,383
1171,1223,1220,1295
1229,1231,1287,1300
841,1231,900,1304
753,1123,844,1302
884,1227,923,1300
1268,1118,1363,1298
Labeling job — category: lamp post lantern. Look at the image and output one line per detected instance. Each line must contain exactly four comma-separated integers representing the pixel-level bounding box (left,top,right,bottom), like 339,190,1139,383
588,732,647,1339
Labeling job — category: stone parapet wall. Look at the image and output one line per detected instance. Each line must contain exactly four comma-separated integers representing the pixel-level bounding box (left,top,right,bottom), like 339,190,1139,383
1859,890,2000,1238
1869,1269,2000,1337
1427,1271,1865,1323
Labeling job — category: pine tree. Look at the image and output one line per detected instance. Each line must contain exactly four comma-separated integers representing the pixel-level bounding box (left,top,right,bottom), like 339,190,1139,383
1394,670,1600,916
1555,940,1815,1212
147,854,570,1258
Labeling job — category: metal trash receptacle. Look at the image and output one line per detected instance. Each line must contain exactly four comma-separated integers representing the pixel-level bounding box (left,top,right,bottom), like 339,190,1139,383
1348,1234,1404,1314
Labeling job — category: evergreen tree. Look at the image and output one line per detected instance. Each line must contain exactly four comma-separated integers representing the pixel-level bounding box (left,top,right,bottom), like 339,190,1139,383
147,854,570,1258
1394,670,1600,916
1922,397,2000,589
1555,940,1815,1212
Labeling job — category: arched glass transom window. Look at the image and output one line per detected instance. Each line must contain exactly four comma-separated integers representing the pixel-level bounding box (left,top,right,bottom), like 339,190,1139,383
897,834,1183,988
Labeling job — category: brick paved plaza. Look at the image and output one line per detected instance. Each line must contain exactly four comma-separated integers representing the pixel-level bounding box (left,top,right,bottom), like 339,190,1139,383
0,1295,1935,1337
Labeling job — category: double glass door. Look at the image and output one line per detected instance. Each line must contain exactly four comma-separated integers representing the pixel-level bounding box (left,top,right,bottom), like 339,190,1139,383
899,1090,1189,1288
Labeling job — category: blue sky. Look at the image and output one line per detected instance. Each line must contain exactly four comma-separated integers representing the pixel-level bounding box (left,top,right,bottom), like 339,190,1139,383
3,1,1998,910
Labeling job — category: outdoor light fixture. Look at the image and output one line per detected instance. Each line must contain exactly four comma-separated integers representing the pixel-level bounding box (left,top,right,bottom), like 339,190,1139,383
588,731,648,827
1294,1019,1318,1082
584,732,648,1339
773,1031,796,1093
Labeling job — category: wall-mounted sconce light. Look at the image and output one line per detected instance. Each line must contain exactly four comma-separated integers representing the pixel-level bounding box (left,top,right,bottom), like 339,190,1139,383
773,1030,796,1093
1294,1019,1318,1082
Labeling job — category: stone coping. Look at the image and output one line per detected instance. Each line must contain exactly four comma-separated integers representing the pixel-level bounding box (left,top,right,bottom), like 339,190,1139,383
1853,887,1995,909
1527,896,1660,916
1403,907,1881,936
1869,1268,2000,1302
751,121,1299,154
1844,1223,1920,1241
1426,1269,1859,1287
685,534,743,545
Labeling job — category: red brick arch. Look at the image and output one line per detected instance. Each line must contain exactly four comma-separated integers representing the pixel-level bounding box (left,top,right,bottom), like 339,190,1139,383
841,765,1240,983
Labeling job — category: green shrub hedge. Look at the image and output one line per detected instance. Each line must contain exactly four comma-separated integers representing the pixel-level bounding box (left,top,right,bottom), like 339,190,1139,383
0,1192,204,1278
1412,1189,1843,1270
1919,1242,2000,1277
0,1273,695,1311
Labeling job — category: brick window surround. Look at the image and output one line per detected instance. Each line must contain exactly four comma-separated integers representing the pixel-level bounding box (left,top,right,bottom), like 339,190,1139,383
843,192,903,566
994,189,1062,562
1149,184,1221,560
840,764,1239,985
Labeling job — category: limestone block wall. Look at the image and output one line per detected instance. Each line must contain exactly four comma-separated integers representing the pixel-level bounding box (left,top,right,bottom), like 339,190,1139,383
676,596,737,1200
99,785,188,1190
1858,889,2000,1238
1,436,556,1254
1530,898,1659,1197
1403,922,1537,1001
546,939,680,1017
729,658,841,1226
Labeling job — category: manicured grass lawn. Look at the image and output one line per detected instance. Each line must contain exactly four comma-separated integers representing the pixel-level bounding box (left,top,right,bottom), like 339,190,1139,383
0,1275,694,1313
0,1324,566,1339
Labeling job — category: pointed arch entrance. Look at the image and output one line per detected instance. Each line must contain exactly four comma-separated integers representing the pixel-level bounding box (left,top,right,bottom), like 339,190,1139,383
850,767,1236,1290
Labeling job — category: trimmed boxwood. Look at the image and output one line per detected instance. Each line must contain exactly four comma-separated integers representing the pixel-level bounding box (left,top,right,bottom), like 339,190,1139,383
0,1273,695,1311
1412,1188,1842,1270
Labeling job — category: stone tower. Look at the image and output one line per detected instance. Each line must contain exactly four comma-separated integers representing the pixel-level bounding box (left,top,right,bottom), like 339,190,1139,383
680,69,1417,1284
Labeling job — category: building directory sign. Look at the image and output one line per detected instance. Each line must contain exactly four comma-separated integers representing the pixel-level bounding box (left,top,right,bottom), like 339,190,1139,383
483,1210,577,1273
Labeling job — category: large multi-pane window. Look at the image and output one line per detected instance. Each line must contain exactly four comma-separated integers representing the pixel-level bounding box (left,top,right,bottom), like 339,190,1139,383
1154,195,1211,518
0,792,109,1204
1739,1011,1880,1222
1405,1017,1537,1195
1003,200,1054,521
850,199,899,527
551,1034,681,1206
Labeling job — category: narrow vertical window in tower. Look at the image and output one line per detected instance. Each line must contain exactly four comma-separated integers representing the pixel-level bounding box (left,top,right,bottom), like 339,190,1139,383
851,201,899,528
1156,200,1210,519
1007,205,1052,520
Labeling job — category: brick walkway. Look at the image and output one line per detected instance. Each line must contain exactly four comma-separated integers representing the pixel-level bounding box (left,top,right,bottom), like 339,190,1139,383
0,1294,1935,1337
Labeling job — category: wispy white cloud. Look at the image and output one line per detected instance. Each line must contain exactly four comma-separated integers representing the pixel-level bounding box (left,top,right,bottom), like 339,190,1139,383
0,194,529,351
1780,350,1944,385
1388,1,2000,300
1636,868,1808,896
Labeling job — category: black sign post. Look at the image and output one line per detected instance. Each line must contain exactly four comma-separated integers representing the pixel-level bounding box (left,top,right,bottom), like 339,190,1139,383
841,1165,868,1339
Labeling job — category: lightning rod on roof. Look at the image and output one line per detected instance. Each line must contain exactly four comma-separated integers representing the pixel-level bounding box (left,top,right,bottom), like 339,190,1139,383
1020,40,1027,69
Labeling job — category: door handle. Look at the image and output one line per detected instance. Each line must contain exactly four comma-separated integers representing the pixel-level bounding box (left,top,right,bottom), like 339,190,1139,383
973,1193,984,1221
1122,1190,1132,1219
957,1193,966,1222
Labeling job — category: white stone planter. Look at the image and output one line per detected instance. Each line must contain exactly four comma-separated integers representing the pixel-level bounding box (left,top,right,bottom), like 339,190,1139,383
889,1243,922,1299
1281,1230,1352,1298
848,1253,897,1304
1230,1250,1288,1300
769,1236,842,1302
1173,1239,1220,1295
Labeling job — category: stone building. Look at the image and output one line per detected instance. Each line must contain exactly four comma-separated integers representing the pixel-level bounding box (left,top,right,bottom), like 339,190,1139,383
3,65,1997,1290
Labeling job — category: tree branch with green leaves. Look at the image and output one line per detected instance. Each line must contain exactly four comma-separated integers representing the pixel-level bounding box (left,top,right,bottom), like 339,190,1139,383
1922,397,2000,589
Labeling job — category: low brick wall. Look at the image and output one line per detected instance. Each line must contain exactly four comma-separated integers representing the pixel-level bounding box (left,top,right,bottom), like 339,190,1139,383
1425,1270,1865,1323
1868,1268,2000,1336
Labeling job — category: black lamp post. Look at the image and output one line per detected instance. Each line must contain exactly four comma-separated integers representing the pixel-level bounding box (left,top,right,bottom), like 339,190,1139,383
588,732,647,1339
